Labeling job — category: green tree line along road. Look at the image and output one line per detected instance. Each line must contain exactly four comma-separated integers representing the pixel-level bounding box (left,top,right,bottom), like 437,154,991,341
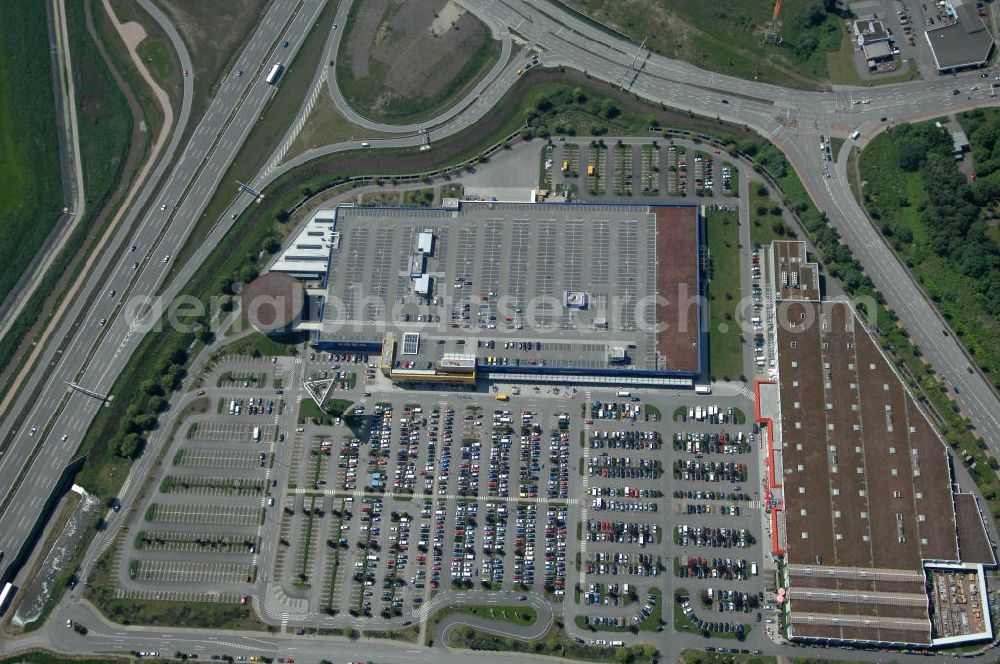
858,120,1000,387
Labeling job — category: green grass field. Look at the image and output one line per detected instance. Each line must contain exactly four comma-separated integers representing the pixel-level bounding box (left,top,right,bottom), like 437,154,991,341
0,1,63,308
749,183,794,247
0,653,130,664
108,0,183,115
559,0,845,89
434,604,537,627
705,208,743,381
73,0,134,221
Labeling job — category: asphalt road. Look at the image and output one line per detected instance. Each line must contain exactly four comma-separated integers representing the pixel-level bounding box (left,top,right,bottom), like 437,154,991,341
0,0,324,586
0,597,983,664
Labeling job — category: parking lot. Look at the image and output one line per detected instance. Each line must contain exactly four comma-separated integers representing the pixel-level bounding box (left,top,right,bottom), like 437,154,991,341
112,345,774,642
132,560,256,585
192,421,278,443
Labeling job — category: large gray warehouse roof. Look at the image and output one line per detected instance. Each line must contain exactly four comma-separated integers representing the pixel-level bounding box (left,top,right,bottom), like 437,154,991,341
925,4,994,71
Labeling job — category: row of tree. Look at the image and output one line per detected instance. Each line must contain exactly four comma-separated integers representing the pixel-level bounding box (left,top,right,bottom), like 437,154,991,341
886,122,1000,317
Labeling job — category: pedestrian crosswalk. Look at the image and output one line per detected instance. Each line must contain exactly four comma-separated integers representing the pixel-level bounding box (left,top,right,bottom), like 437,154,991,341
747,499,762,509
738,384,756,402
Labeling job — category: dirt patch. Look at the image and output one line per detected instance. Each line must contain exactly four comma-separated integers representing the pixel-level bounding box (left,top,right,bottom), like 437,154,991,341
429,0,466,37
338,0,498,120
115,19,146,51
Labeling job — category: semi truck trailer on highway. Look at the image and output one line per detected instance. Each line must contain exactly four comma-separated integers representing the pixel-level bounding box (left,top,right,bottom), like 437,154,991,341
266,63,283,85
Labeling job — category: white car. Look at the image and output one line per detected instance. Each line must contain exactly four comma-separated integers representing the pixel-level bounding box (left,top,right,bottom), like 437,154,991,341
163,255,170,263
159,204,167,211
61,434,68,442
29,427,37,436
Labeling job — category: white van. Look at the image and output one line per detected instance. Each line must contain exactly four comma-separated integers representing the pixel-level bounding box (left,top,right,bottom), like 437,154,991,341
616,390,631,397
849,130,860,140
751,562,759,576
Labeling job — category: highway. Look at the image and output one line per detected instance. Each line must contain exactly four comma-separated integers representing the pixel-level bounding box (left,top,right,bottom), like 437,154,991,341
0,0,325,585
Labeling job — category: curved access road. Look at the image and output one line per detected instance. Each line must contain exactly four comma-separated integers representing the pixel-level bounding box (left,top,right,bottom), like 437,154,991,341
262,0,529,180
415,589,554,646
321,0,514,134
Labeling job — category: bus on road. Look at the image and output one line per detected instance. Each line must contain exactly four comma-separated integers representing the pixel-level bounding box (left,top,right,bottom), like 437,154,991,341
265,63,283,85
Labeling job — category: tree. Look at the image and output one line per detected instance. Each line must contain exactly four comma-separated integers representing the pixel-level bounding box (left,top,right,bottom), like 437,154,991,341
896,135,928,171
115,433,143,459
796,34,818,57
600,99,620,119
140,379,163,397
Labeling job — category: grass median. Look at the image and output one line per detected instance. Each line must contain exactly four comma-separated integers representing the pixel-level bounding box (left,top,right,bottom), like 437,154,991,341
444,619,657,663
426,604,538,642
705,207,743,381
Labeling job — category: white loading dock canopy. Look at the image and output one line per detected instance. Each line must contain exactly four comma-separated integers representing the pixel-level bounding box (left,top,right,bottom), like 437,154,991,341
269,209,337,278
